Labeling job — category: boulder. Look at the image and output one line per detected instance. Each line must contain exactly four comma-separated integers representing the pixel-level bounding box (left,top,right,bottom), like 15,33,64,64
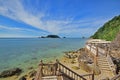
19,76,26,80
0,68,22,78
28,67,33,70
28,70,36,78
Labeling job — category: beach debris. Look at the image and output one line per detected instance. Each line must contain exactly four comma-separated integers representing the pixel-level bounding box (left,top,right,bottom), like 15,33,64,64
0,68,22,78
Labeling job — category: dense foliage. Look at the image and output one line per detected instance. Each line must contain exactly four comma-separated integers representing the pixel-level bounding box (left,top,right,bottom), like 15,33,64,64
91,15,120,41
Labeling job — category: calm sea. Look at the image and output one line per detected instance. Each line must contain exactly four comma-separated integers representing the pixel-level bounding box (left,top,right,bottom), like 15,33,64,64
0,38,87,72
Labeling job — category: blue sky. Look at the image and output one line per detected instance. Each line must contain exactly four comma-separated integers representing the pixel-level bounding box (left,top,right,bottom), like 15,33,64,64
0,0,120,38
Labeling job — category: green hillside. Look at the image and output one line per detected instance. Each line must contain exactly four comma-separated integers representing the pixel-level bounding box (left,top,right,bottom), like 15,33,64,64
91,15,120,41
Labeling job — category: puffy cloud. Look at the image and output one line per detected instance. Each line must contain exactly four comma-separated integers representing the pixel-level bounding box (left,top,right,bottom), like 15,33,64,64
0,0,109,37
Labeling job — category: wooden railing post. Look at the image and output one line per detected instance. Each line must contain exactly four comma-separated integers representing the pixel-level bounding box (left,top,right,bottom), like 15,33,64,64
54,59,59,75
35,60,43,80
39,60,43,79
105,44,108,57
96,44,98,57
96,44,98,66
92,72,94,80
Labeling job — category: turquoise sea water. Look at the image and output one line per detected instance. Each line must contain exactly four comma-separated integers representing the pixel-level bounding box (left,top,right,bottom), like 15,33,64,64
0,38,87,72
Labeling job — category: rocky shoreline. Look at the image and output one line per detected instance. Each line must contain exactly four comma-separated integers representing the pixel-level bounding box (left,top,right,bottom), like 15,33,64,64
1,45,118,80
0,48,89,80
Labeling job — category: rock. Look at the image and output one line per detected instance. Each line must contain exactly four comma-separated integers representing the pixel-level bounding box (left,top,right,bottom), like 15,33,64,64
102,77,109,80
0,68,22,78
28,67,33,70
19,76,26,80
31,57,37,60
28,70,36,78
93,66,101,75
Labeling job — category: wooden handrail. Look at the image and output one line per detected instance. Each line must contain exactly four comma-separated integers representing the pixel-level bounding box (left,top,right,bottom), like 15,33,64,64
35,60,94,80
58,62,87,80
107,55,116,74
35,60,43,80
86,44,116,75
81,73,94,76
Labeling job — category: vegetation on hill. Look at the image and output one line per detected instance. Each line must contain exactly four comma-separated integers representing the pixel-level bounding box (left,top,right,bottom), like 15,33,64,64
91,15,120,41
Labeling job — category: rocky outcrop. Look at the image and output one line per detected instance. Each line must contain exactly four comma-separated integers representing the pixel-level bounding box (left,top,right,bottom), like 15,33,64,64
19,76,26,80
0,68,22,78
28,70,36,78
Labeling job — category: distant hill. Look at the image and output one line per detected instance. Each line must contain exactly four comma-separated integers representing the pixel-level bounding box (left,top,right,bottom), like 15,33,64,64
91,15,120,41
40,35,60,38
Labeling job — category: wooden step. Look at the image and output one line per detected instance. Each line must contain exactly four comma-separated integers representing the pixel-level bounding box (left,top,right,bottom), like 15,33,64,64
97,59,108,61
42,76,58,80
98,61,109,64
97,57,106,60
100,68,111,71
97,57,106,59
99,66,110,69
98,63,110,66
97,59,107,62
98,61,108,63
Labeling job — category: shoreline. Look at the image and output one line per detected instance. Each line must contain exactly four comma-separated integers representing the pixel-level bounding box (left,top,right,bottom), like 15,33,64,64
0,39,86,80
0,48,87,80
0,38,117,80
0,45,116,80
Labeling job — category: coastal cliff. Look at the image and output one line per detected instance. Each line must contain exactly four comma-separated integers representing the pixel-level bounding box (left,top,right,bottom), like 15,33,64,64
91,15,120,41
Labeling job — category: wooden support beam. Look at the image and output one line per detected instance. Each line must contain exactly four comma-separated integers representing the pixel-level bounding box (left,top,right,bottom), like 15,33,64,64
35,60,43,80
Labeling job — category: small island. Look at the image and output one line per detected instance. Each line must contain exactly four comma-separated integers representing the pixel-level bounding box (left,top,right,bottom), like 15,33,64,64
39,35,60,38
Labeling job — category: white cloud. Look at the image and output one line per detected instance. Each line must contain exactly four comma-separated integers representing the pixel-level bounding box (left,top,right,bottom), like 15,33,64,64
0,0,109,36
0,25,48,37
0,25,34,32
0,25,23,31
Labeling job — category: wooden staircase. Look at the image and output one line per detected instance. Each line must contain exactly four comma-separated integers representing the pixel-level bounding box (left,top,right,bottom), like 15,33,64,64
97,56,111,72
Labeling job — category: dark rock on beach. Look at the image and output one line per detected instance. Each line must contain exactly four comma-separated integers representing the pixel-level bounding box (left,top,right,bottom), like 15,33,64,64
32,78,35,80
19,76,26,80
0,68,22,78
28,70,37,78
31,57,37,60
28,67,33,70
